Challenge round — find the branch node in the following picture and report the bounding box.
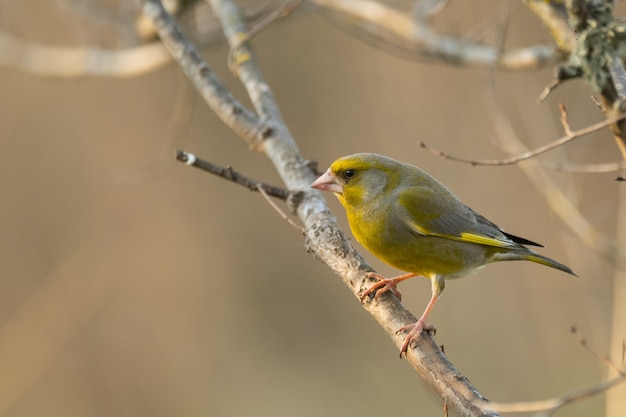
[286,189,305,214]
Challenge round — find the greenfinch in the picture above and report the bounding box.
[311,153,575,356]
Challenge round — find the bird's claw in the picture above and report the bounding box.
[396,320,437,358]
[359,272,403,301]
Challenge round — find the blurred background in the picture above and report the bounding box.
[0,0,623,416]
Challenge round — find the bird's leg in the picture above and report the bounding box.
[396,275,444,357]
[360,272,418,301]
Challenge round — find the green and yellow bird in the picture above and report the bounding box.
[311,153,575,355]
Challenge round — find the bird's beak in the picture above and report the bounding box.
[311,169,343,194]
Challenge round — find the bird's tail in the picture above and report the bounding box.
[523,252,577,277]
[493,249,577,276]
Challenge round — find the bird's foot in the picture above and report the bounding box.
[360,272,404,301]
[396,319,436,357]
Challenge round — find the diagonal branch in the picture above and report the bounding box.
[141,0,270,149]
[142,0,500,415]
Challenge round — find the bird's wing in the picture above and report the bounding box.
[397,186,525,249]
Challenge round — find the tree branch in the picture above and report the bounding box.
[0,32,172,78]
[311,0,557,70]
[141,0,270,149]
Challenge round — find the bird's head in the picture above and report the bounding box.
[311,153,398,208]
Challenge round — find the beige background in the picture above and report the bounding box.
[0,1,621,416]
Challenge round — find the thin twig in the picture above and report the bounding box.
[0,32,172,78]
[490,324,626,417]
[176,150,290,200]
[481,74,624,266]
[525,0,576,52]
[540,159,626,174]
[570,325,625,376]
[487,375,626,416]
[590,94,605,112]
[558,103,572,135]
[257,184,305,234]
[227,0,304,73]
[419,113,626,166]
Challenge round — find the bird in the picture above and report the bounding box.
[310,153,576,356]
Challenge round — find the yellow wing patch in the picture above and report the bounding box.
[407,221,516,248]
[457,232,517,248]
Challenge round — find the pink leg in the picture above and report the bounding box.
[360,272,418,302]
[397,275,444,357]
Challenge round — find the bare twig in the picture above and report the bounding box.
[591,95,605,112]
[257,184,305,233]
[419,113,626,166]
[570,325,625,376]
[176,150,290,200]
[227,0,304,72]
[311,0,557,70]
[525,0,576,52]
[558,103,572,136]
[540,160,626,174]
[481,76,624,264]
[537,66,585,103]
[141,0,271,150]
[488,325,626,416]
[487,375,626,417]
[0,32,172,78]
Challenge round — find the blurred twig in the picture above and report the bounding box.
[257,184,305,233]
[141,0,271,148]
[0,32,172,77]
[419,109,626,166]
[487,375,626,417]
[311,0,557,69]
[540,160,626,174]
[227,0,303,72]
[525,0,576,52]
[488,326,626,417]
[481,76,625,265]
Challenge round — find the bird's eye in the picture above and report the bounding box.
[343,169,355,180]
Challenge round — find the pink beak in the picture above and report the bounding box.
[311,169,344,194]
